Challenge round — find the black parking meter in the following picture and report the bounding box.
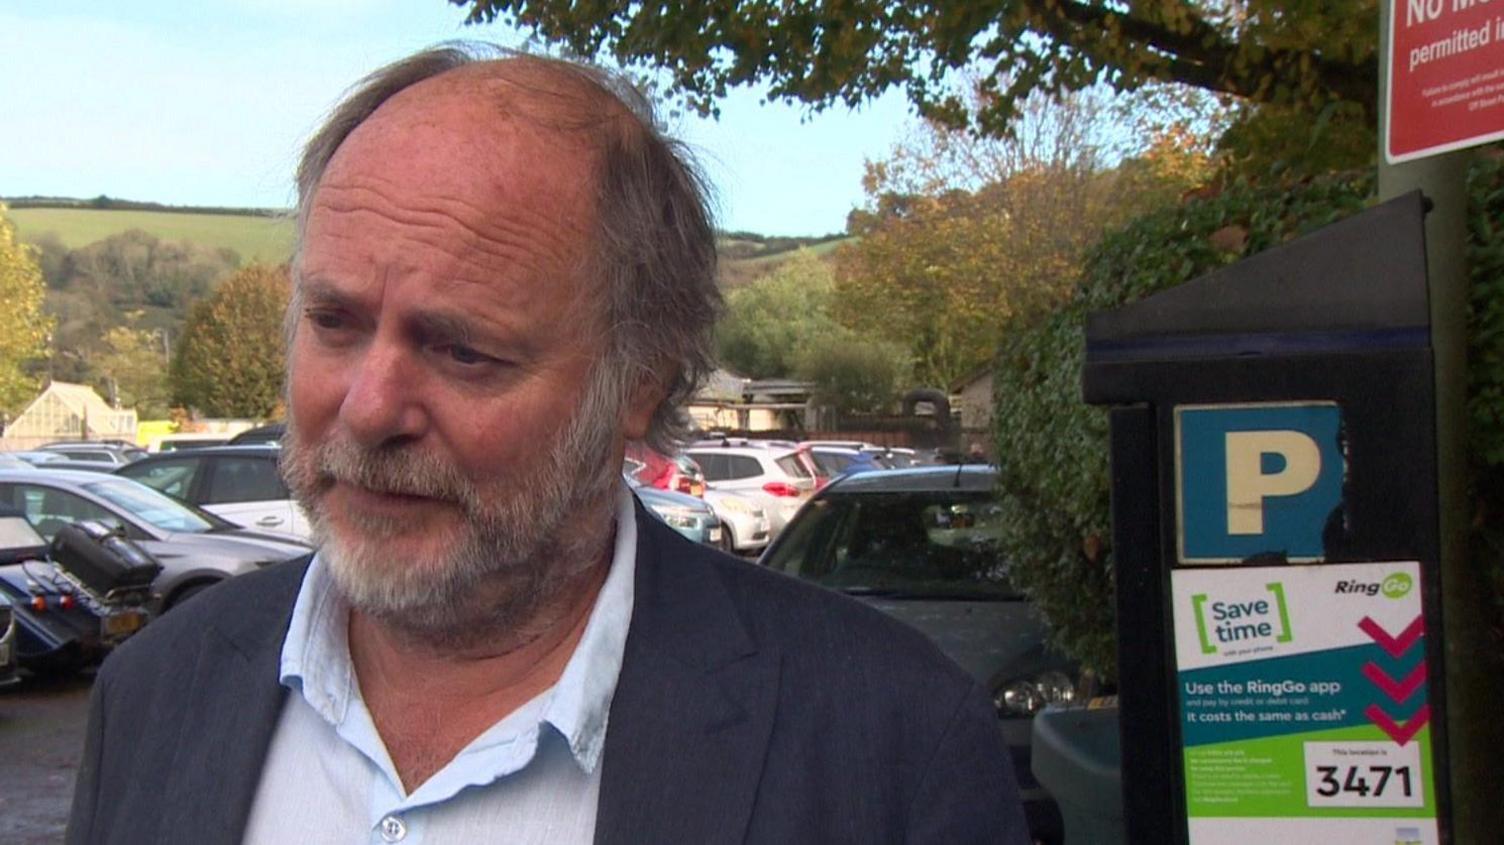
[1083,194,1452,844]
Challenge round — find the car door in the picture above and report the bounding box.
[200,455,303,537]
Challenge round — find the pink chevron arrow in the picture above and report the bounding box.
[1362,661,1427,704]
[1359,615,1425,659]
[1366,702,1430,746]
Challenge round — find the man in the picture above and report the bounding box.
[67,46,1028,844]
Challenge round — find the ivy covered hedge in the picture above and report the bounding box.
[992,159,1504,681]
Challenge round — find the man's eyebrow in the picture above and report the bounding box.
[297,278,359,310]
[409,311,478,345]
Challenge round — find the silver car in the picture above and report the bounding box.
[682,443,816,535]
[702,488,771,555]
[0,470,312,613]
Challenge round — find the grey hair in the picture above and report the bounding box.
[290,42,721,452]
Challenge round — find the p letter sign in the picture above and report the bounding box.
[1176,402,1344,564]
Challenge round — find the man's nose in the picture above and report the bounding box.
[338,338,427,447]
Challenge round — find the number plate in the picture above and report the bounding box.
[708,527,722,543]
[101,611,146,638]
[1304,741,1424,808]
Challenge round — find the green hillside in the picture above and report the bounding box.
[10,207,295,264]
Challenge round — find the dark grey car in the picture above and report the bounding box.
[760,465,1076,842]
[0,469,312,613]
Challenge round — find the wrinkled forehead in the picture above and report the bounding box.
[316,68,609,228]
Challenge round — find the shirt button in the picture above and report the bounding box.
[378,814,407,842]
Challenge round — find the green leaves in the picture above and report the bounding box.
[170,264,290,419]
[0,204,54,417]
[451,1,1378,138]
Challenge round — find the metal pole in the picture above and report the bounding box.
[1377,3,1501,841]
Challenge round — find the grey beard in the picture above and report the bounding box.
[280,374,625,650]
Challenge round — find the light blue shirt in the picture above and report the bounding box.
[242,486,638,845]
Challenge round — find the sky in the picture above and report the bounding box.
[0,1,917,237]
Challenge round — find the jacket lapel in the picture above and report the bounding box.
[594,508,781,845]
[157,564,302,844]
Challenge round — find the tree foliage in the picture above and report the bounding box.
[716,249,845,379]
[36,229,241,386]
[171,264,289,418]
[95,322,172,419]
[453,0,1376,136]
[0,204,54,418]
[835,92,1210,390]
[795,330,912,415]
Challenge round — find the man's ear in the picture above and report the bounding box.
[620,372,670,440]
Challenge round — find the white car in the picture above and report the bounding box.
[682,444,817,535]
[702,489,771,555]
[114,446,311,539]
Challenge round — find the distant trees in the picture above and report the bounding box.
[716,249,910,413]
[0,205,54,418]
[95,323,172,419]
[171,264,289,418]
[27,228,242,398]
[717,250,843,379]
[835,87,1210,389]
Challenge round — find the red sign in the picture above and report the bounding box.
[1386,0,1504,163]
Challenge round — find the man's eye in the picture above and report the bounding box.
[440,345,491,366]
[308,311,345,331]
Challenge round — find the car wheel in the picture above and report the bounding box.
[718,523,736,554]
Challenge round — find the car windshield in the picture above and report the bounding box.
[82,478,220,534]
[765,489,1021,600]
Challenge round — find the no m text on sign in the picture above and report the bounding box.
[1386,0,1504,162]
[1177,402,1344,564]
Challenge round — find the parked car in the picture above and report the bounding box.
[115,446,310,539]
[30,459,118,474]
[682,442,817,534]
[629,478,723,548]
[227,423,285,446]
[147,433,234,452]
[805,445,885,479]
[0,454,37,472]
[759,466,1076,842]
[701,488,771,555]
[11,450,73,467]
[0,469,313,613]
[624,445,706,497]
[0,507,157,675]
[39,441,147,465]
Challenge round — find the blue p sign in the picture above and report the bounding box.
[1176,403,1343,563]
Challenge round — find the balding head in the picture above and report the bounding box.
[293,44,720,451]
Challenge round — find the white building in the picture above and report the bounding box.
[1,381,138,450]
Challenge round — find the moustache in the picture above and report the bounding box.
[293,437,478,511]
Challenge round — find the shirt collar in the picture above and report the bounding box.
[278,483,639,775]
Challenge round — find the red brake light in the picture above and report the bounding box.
[60,594,76,610]
[763,482,801,497]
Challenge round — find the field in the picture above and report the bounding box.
[8,207,295,264]
[4,204,848,282]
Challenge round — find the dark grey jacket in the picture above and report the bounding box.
[67,505,1028,844]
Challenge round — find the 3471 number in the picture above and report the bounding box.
[1313,764,1413,799]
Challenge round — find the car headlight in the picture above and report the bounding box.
[650,505,701,529]
[714,496,754,514]
[993,670,1079,717]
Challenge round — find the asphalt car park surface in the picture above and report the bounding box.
[0,671,91,844]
